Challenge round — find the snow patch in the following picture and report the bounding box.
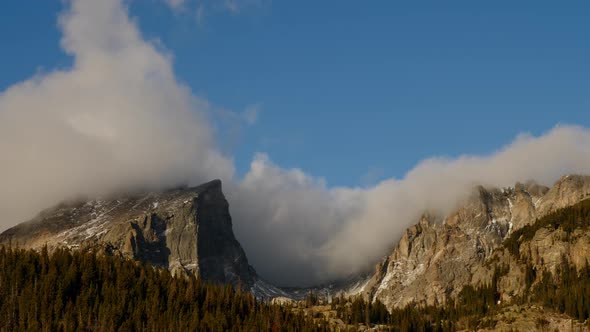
[251,279,290,299]
[378,264,396,292]
[345,276,372,296]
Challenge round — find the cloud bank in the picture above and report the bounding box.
[232,127,590,285]
[2,0,590,286]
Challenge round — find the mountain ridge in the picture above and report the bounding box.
[352,174,590,310]
[0,179,288,298]
[3,174,590,311]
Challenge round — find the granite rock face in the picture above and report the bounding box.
[0,180,257,288]
[471,215,590,304]
[359,175,590,311]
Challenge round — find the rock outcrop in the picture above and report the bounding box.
[0,180,260,289]
[472,199,590,304]
[359,175,590,310]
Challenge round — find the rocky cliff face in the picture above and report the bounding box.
[358,175,590,310]
[472,200,590,304]
[0,180,267,291]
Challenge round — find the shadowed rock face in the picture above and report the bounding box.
[192,181,257,286]
[0,179,256,288]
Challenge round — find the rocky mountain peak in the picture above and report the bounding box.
[0,179,259,288]
[536,174,590,216]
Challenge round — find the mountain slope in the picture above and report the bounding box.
[473,196,590,302]
[0,246,329,331]
[325,194,590,331]
[359,175,590,310]
[0,180,278,295]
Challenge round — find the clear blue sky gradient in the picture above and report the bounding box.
[1,1,589,186]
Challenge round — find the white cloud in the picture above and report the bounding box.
[231,126,590,285]
[0,0,234,226]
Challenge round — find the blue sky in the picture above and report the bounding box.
[2,0,589,187]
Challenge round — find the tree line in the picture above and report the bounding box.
[0,246,329,331]
[330,267,506,331]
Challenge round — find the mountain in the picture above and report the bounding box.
[355,175,590,311]
[0,179,285,297]
[5,175,590,330]
[327,194,590,331]
[4,173,590,319]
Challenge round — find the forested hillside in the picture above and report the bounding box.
[0,246,328,331]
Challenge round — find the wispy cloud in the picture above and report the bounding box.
[195,2,206,25]
[163,0,270,23]
[360,166,385,186]
[242,103,261,125]
[211,104,261,153]
[165,0,186,11]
